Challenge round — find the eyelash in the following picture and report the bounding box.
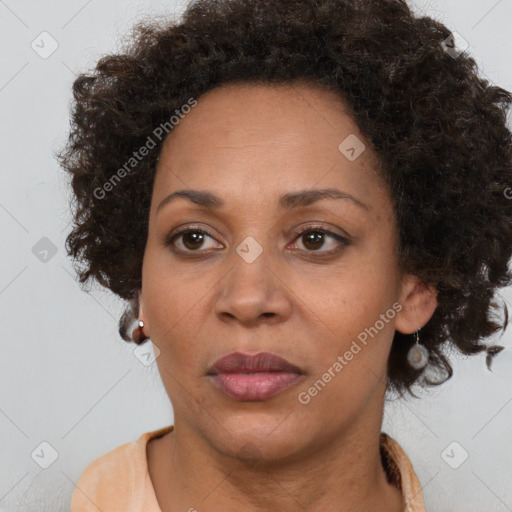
[164,224,350,257]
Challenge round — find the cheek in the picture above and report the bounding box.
[308,285,393,365]
[142,240,209,328]
[142,258,221,379]
[303,246,398,372]
[297,279,396,418]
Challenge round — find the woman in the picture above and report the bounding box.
[58,0,512,510]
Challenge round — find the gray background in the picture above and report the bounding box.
[1,0,512,510]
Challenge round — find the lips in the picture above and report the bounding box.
[207,351,303,375]
[206,351,304,401]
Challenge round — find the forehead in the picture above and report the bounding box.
[161,81,363,152]
[152,81,386,209]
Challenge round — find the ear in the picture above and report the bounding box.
[394,273,438,334]
[137,288,150,335]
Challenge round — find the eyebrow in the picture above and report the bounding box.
[156,187,369,214]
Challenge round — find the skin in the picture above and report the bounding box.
[139,81,438,512]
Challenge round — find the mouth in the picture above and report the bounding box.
[206,351,305,401]
[207,351,304,374]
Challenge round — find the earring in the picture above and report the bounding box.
[407,328,429,370]
[131,319,149,344]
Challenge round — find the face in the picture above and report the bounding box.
[140,81,435,462]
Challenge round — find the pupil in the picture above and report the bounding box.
[304,232,323,250]
[184,232,204,249]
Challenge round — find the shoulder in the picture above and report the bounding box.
[70,438,139,511]
[380,432,427,512]
[70,427,172,512]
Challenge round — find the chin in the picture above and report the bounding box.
[201,412,309,464]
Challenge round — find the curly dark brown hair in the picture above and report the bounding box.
[56,0,512,397]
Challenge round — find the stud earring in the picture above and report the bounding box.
[131,319,149,344]
[407,328,429,369]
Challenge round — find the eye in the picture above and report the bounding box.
[289,226,350,255]
[165,224,350,256]
[165,227,223,253]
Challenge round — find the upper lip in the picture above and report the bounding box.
[207,351,304,374]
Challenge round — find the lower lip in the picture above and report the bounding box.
[208,371,303,401]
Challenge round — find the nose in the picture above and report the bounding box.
[214,245,293,326]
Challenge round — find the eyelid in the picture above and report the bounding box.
[291,223,351,242]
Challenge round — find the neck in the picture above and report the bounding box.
[148,401,404,512]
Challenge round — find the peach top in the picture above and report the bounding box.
[70,425,426,511]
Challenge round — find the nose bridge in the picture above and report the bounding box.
[214,233,291,324]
